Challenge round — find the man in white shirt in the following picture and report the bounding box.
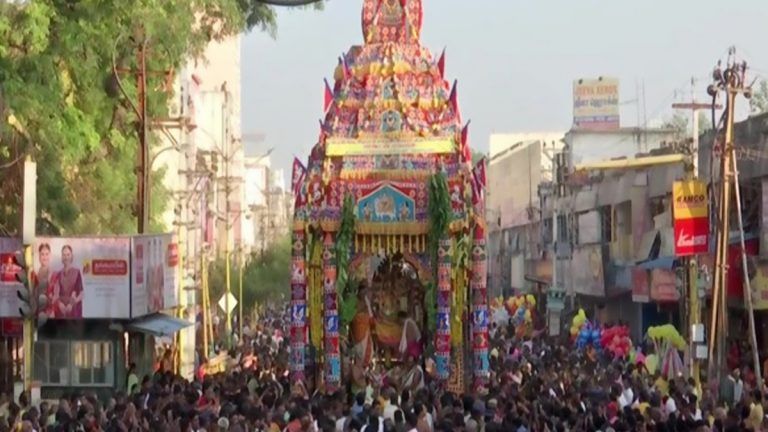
[382,388,399,423]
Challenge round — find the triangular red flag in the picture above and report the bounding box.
[461,121,471,162]
[474,157,487,188]
[291,158,307,196]
[323,79,334,112]
[437,48,446,77]
[449,80,461,122]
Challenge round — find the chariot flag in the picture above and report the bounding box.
[449,80,461,123]
[324,79,334,113]
[437,48,446,77]
[291,158,307,196]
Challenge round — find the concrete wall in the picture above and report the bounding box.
[489,132,564,158]
[566,128,679,168]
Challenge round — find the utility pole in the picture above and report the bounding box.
[112,35,174,234]
[671,79,721,389]
[707,50,761,384]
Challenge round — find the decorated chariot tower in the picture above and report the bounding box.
[289,0,489,393]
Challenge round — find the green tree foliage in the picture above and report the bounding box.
[750,80,768,115]
[207,236,291,314]
[0,1,246,235]
[0,0,321,236]
[661,112,689,138]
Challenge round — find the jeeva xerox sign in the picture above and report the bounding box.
[33,238,131,319]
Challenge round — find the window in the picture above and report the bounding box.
[72,342,113,386]
[34,340,113,387]
[34,341,70,386]
[600,206,614,243]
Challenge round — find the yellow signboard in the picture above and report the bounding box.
[326,137,454,156]
[672,180,708,219]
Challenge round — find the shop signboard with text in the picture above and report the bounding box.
[672,180,709,257]
[33,237,130,319]
[131,234,179,318]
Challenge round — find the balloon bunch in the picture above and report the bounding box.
[570,309,601,350]
[504,295,536,325]
[646,324,686,379]
[504,295,536,337]
[600,325,632,358]
[646,324,686,350]
[569,308,588,337]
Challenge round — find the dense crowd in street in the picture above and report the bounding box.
[0,308,766,432]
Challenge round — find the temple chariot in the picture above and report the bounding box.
[288,0,490,393]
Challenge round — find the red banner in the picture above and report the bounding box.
[674,217,709,256]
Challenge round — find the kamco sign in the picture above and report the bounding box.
[672,180,709,257]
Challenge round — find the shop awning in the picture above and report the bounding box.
[128,313,192,337]
[637,256,677,270]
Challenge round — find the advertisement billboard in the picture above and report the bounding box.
[573,77,620,130]
[672,180,709,257]
[0,238,23,318]
[131,234,179,318]
[33,238,130,319]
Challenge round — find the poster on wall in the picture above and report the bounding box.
[571,246,605,296]
[0,238,23,318]
[33,237,130,319]
[131,234,179,318]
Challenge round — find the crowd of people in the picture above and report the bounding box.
[0,307,767,431]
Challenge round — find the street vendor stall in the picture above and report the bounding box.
[287,0,489,393]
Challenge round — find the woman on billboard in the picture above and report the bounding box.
[32,243,55,318]
[52,245,84,318]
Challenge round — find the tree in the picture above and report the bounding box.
[0,1,317,236]
[750,80,768,115]
[661,112,689,138]
[207,236,291,314]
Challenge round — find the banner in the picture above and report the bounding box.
[748,258,768,310]
[672,180,709,257]
[34,237,130,319]
[650,268,680,302]
[131,234,180,318]
[325,137,454,156]
[0,238,22,318]
[573,78,620,130]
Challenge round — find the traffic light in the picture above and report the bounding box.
[12,247,48,328]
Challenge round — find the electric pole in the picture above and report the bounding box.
[707,49,761,384]
[112,34,174,234]
[671,79,721,389]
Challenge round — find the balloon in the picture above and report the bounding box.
[525,294,536,306]
[570,326,579,336]
[524,310,532,322]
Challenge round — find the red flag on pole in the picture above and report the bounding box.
[291,158,307,196]
[449,80,461,123]
[461,121,471,162]
[437,48,446,78]
[324,79,334,112]
[474,157,487,189]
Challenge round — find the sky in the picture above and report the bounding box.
[241,0,768,173]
